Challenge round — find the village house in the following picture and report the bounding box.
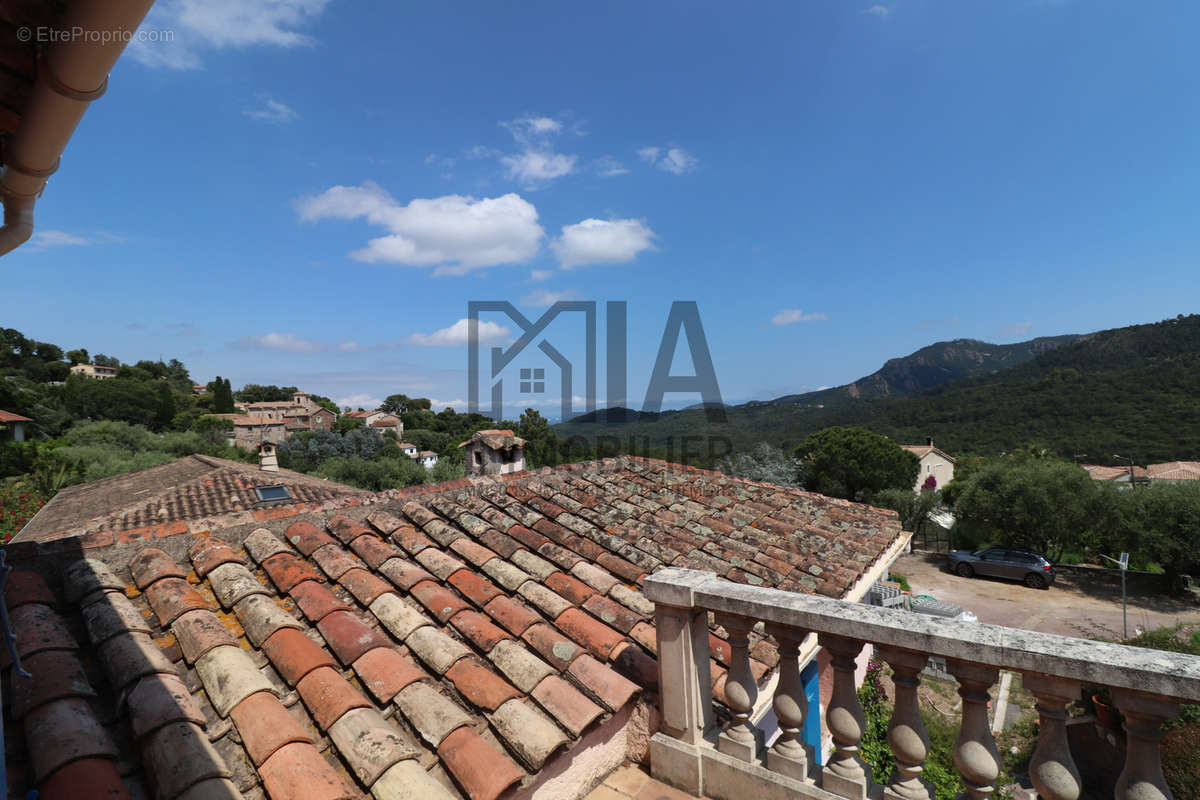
[68,363,117,380]
[461,428,527,477]
[414,449,439,469]
[398,441,419,457]
[900,437,956,491]
[0,408,32,441]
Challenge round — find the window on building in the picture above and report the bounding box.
[254,485,292,503]
[474,451,483,466]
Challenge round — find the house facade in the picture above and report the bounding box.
[900,437,955,491]
[222,391,337,449]
[69,363,117,380]
[0,408,32,441]
[460,428,527,476]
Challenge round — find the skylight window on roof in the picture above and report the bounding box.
[254,485,291,502]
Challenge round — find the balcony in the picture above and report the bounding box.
[644,567,1200,800]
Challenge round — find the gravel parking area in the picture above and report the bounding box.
[891,552,1200,638]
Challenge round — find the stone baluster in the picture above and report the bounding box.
[876,646,933,800]
[1113,689,1180,800]
[1021,673,1082,800]
[820,634,871,800]
[715,612,759,761]
[765,622,809,781]
[947,660,1001,800]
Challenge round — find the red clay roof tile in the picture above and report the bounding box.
[262,627,339,685]
[37,756,130,800]
[261,552,324,592]
[328,514,372,544]
[543,572,595,606]
[347,534,402,568]
[310,544,364,580]
[445,657,522,711]
[188,536,244,579]
[337,568,392,606]
[410,580,470,623]
[437,726,524,800]
[531,674,603,737]
[554,607,625,660]
[25,697,119,781]
[377,557,435,591]
[285,520,338,556]
[4,569,56,609]
[12,603,77,659]
[567,654,639,712]
[230,690,315,765]
[447,569,504,607]
[173,610,238,663]
[10,650,95,720]
[352,646,427,703]
[259,742,356,800]
[483,595,541,636]
[129,548,189,590]
[288,579,352,622]
[522,623,582,671]
[316,609,391,665]
[296,666,372,730]
[449,610,512,652]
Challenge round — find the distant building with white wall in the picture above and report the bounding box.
[900,437,955,491]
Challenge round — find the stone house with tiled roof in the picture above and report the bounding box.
[0,407,32,441]
[4,457,912,800]
[899,437,955,491]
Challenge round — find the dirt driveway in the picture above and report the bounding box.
[891,552,1200,639]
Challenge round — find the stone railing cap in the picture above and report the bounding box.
[650,567,1200,703]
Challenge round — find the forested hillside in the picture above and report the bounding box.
[555,314,1200,462]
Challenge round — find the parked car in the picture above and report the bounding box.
[947,546,1055,589]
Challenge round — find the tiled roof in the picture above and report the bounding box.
[4,457,905,800]
[1145,461,1200,480]
[0,408,32,423]
[370,419,399,428]
[1082,464,1149,481]
[461,429,526,450]
[13,455,369,544]
[899,444,955,463]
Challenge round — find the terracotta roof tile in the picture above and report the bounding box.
[262,626,339,685]
[6,455,907,800]
[352,646,428,702]
[437,726,524,800]
[297,666,372,730]
[230,690,314,765]
[289,579,352,622]
[316,609,390,664]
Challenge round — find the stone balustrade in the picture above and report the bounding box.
[644,568,1200,800]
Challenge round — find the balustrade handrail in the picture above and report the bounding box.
[644,567,1200,703]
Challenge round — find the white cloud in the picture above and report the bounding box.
[637,147,661,163]
[772,309,828,325]
[404,319,511,347]
[638,145,698,174]
[243,98,297,123]
[27,230,123,250]
[594,156,629,177]
[529,269,552,282]
[233,332,325,353]
[522,289,579,307]
[551,218,657,269]
[501,151,577,185]
[863,5,891,16]
[336,341,363,352]
[337,392,381,410]
[297,181,545,274]
[496,114,577,188]
[130,0,332,69]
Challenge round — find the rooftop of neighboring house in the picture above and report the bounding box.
[461,429,527,450]
[899,437,955,462]
[1082,464,1151,481]
[11,454,370,545]
[371,418,400,427]
[3,456,907,800]
[1144,461,1200,481]
[0,408,32,423]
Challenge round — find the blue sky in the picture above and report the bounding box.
[5,0,1199,420]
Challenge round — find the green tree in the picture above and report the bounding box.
[333,415,365,435]
[873,486,939,537]
[381,394,410,415]
[717,442,799,486]
[154,382,177,431]
[92,354,120,367]
[950,456,1104,562]
[517,408,561,467]
[209,377,236,414]
[795,427,919,501]
[66,348,90,365]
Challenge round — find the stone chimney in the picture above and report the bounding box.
[260,442,279,472]
[460,429,527,477]
[926,436,934,448]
